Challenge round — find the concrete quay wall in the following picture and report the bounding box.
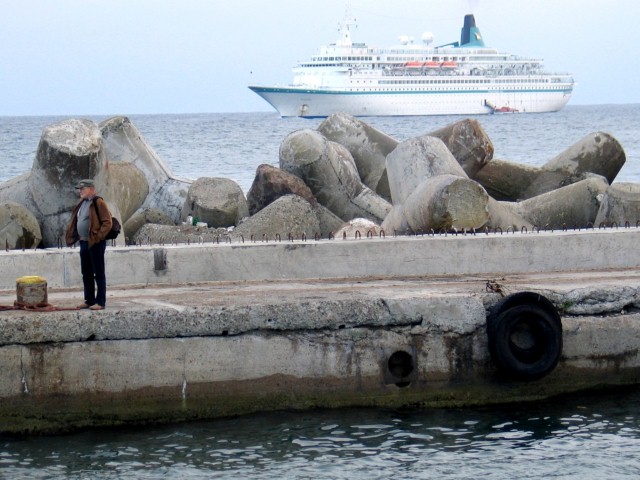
[1,229,640,435]
[1,271,640,435]
[1,228,639,290]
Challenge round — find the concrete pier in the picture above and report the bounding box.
[1,227,639,290]
[1,228,640,435]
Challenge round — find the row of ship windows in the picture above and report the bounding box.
[344,86,568,91]
[309,56,516,62]
[307,56,516,63]
[301,70,567,83]
[376,78,552,85]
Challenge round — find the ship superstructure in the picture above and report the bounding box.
[249,14,574,117]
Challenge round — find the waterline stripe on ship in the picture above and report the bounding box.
[250,86,574,95]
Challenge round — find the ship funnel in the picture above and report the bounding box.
[460,14,485,47]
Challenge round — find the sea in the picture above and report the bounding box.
[1,104,640,191]
[1,104,640,479]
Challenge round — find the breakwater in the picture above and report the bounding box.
[1,228,640,435]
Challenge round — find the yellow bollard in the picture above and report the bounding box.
[15,276,48,308]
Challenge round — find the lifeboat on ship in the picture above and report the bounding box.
[494,106,519,113]
[484,100,519,114]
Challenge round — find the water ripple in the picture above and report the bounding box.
[5,388,640,478]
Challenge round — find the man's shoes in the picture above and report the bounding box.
[89,304,105,310]
[77,303,91,309]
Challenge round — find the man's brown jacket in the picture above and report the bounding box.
[65,196,112,247]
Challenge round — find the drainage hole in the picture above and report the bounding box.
[388,350,414,379]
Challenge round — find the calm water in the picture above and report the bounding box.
[1,105,640,478]
[1,388,640,479]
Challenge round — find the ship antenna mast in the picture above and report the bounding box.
[336,4,356,47]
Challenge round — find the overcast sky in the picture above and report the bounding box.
[1,0,638,116]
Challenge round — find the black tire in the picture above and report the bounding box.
[488,302,562,380]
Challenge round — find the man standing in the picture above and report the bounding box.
[65,179,112,310]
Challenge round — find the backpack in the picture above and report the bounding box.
[93,197,121,240]
[104,216,122,240]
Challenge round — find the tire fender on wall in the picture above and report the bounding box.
[487,292,563,380]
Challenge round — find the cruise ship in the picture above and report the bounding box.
[248,14,575,117]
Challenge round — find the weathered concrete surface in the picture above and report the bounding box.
[472,158,540,201]
[1,229,639,435]
[317,112,398,200]
[386,135,468,205]
[428,118,494,178]
[334,218,383,239]
[0,117,189,249]
[514,176,610,228]
[123,207,176,241]
[246,163,318,215]
[594,182,640,226]
[99,116,191,222]
[0,201,42,249]
[0,119,108,247]
[233,194,320,240]
[473,132,626,202]
[280,129,391,223]
[392,174,490,232]
[1,268,640,435]
[485,197,533,231]
[102,161,150,222]
[1,227,638,291]
[181,177,249,228]
[538,132,626,187]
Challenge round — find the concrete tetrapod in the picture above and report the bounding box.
[317,112,399,201]
[383,175,489,233]
[514,176,610,229]
[485,198,533,232]
[541,131,626,183]
[181,177,249,228]
[100,116,191,222]
[26,119,110,247]
[473,131,626,202]
[428,118,494,178]
[0,201,42,249]
[246,163,317,215]
[123,208,176,241]
[471,158,540,202]
[385,136,468,206]
[594,182,640,227]
[279,129,391,223]
[232,194,320,241]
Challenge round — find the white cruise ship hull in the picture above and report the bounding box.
[249,86,573,118]
[249,14,575,118]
